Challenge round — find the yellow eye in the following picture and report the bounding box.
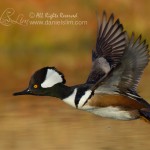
[33,84,38,89]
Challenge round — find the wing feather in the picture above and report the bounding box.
[87,11,127,85]
[95,33,149,93]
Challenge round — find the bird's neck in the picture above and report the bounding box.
[46,83,75,100]
[45,83,93,108]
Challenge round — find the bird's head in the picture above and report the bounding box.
[13,67,66,96]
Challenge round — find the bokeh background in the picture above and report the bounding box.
[0,0,150,150]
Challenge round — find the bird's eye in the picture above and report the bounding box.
[33,84,38,89]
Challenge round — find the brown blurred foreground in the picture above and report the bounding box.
[0,95,150,150]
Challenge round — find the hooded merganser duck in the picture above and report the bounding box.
[13,12,150,122]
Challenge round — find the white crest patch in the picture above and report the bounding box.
[63,88,77,107]
[41,69,63,88]
[78,90,92,108]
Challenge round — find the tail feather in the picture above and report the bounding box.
[139,109,150,123]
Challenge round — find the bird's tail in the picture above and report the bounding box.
[139,108,150,123]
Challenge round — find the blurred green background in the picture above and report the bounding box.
[0,0,150,150]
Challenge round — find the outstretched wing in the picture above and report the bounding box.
[118,33,149,91]
[95,33,149,94]
[86,11,127,85]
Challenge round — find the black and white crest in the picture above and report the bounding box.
[31,67,66,88]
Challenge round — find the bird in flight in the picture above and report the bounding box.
[14,11,150,123]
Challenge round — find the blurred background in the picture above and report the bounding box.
[0,0,150,150]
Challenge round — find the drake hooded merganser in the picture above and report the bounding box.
[13,12,150,122]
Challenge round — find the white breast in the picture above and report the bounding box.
[63,89,93,108]
[63,88,77,107]
[78,90,92,108]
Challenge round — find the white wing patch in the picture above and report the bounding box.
[63,88,77,107]
[41,69,63,88]
[94,57,111,74]
[78,90,92,108]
